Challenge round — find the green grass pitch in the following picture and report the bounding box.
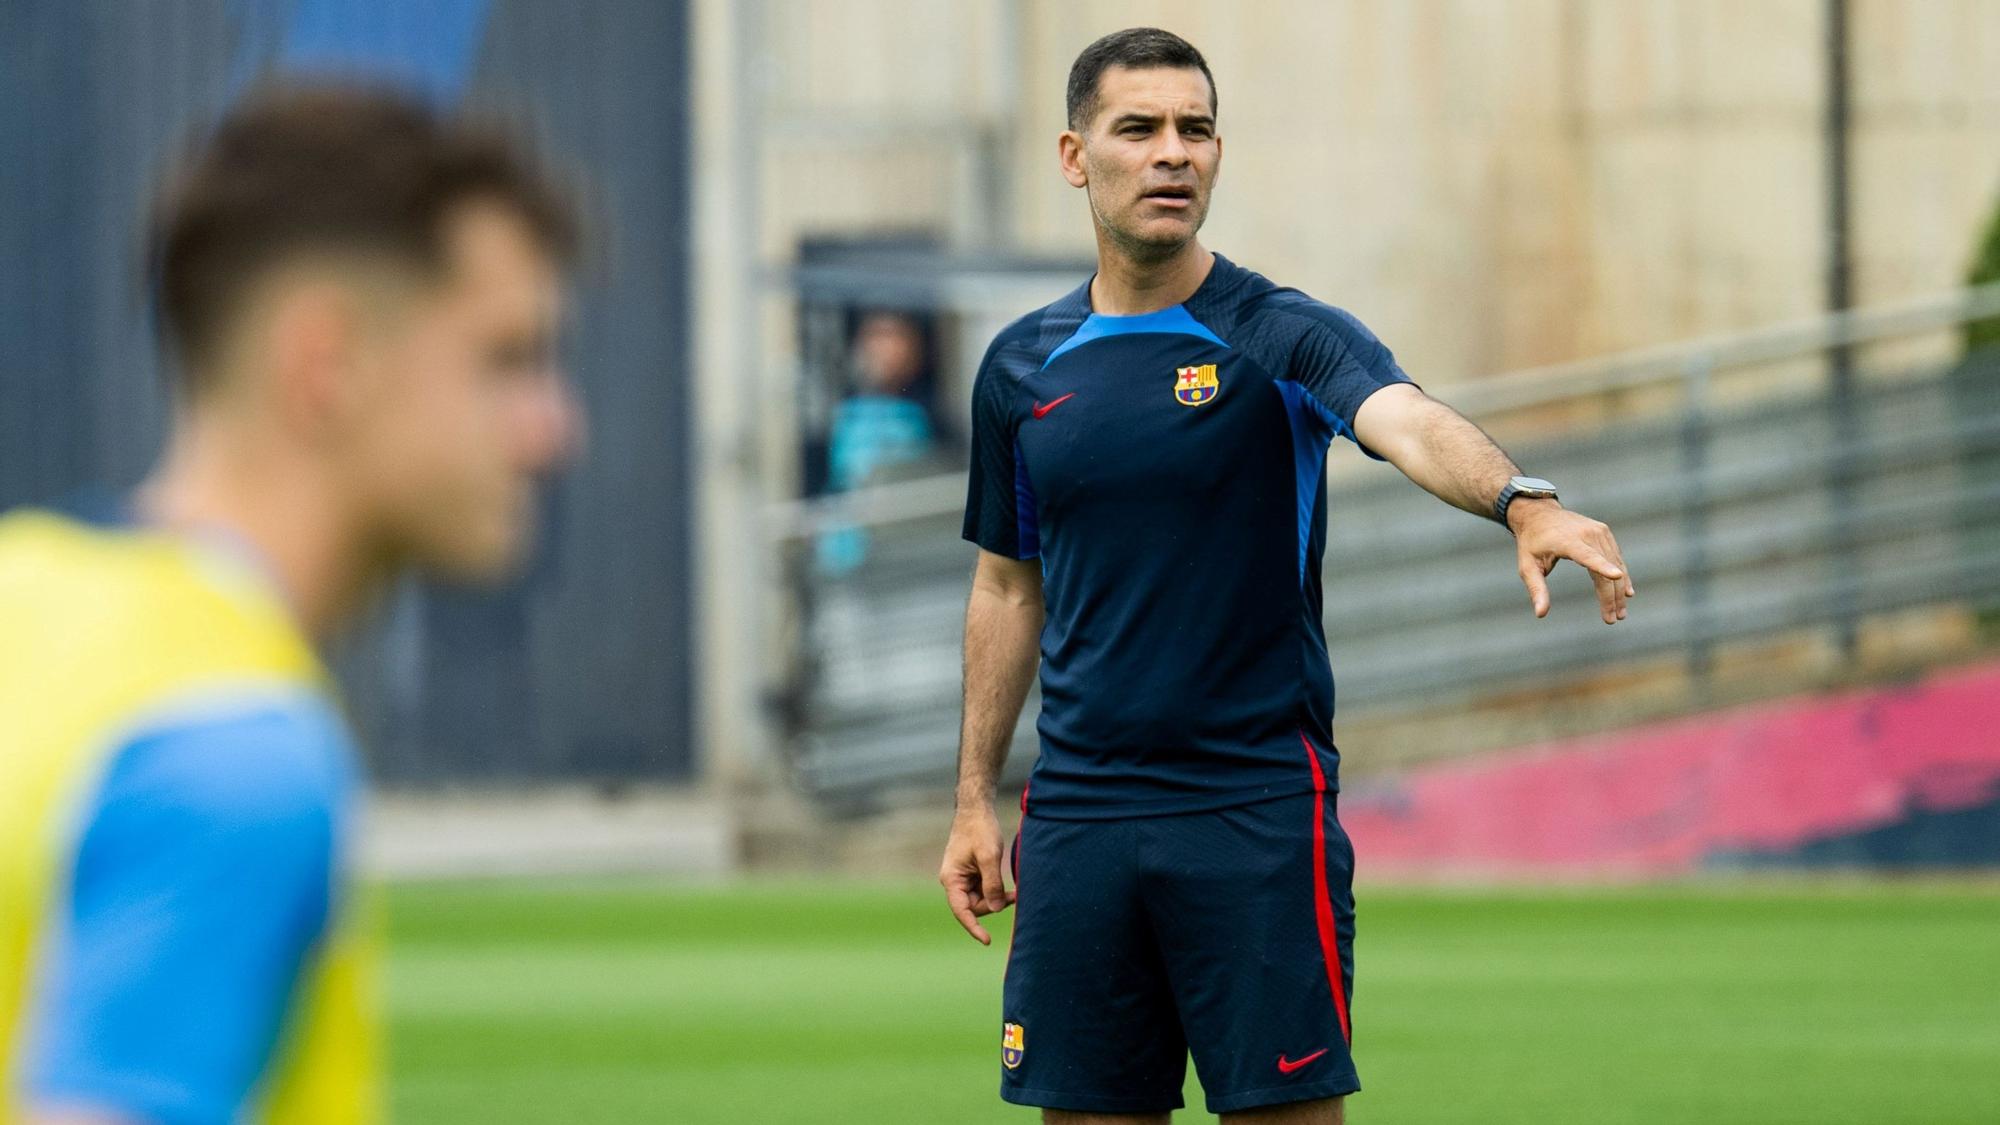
[387,879,2000,1123]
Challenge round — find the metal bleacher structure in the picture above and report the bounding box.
[767,277,2000,804]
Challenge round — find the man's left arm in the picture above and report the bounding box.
[1352,383,1636,624]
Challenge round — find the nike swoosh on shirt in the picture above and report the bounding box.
[1276,1048,1329,1075]
[1031,393,1076,419]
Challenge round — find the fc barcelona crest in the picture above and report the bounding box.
[1002,1022,1026,1069]
[1174,364,1220,407]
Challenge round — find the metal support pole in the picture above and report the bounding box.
[1681,355,1714,693]
[1825,0,1861,661]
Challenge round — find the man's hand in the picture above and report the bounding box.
[1353,387,1636,625]
[939,804,1012,945]
[1509,499,1635,624]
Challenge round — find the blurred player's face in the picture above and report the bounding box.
[340,202,579,580]
[854,312,926,394]
[1061,66,1220,260]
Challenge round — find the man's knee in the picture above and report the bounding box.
[1042,1111,1172,1125]
[1220,1094,1345,1124]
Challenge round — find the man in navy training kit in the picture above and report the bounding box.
[938,27,1636,1125]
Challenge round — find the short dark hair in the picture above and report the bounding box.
[150,84,578,383]
[1065,27,1216,131]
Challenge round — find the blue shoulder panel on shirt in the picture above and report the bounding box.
[24,693,355,1125]
[1042,304,1230,368]
[1012,438,1042,559]
[1276,381,1342,586]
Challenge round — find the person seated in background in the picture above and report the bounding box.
[815,309,938,575]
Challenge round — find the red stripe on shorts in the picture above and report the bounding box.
[1300,730,1352,1043]
[1006,783,1028,960]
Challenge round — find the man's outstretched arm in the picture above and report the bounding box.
[1352,383,1636,624]
[939,549,1044,945]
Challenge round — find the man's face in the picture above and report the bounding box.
[1062,65,1221,257]
[343,201,579,580]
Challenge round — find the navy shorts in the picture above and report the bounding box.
[1000,790,1359,1115]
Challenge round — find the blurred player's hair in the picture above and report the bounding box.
[1065,27,1217,130]
[149,85,578,386]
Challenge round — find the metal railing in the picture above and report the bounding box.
[768,285,2000,799]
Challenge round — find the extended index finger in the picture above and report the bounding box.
[1601,530,1637,597]
[1571,545,1624,584]
[1589,566,1622,624]
[1592,527,1635,614]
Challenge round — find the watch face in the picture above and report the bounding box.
[1513,476,1558,494]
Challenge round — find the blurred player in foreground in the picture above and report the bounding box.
[939,28,1634,1125]
[0,87,579,1123]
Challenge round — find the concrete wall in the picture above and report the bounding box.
[724,0,1999,379]
[1852,0,2000,306]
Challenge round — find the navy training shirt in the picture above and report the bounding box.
[962,254,1414,819]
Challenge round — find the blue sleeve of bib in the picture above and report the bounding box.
[22,702,349,1125]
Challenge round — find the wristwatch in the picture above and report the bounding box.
[1494,475,1560,526]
